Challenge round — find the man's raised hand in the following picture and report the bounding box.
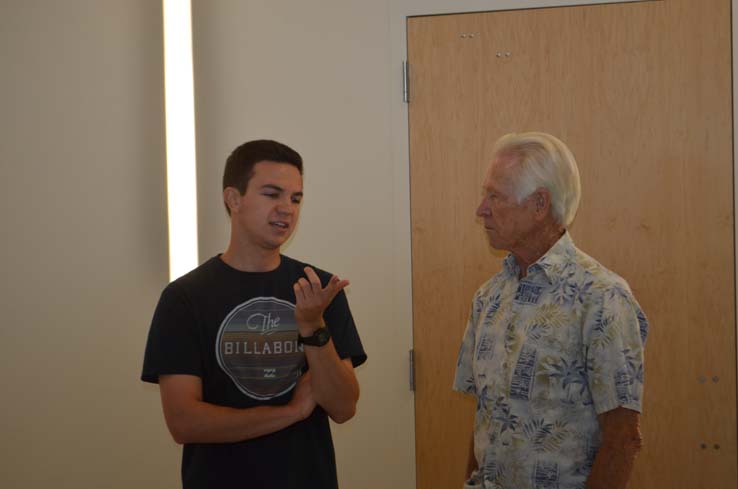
[293,266,349,334]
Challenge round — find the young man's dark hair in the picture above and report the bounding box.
[222,139,303,215]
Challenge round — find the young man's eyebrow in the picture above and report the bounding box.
[260,184,303,197]
[260,184,284,191]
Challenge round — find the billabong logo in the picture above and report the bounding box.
[216,297,305,400]
[246,312,280,335]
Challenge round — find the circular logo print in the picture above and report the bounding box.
[216,297,305,400]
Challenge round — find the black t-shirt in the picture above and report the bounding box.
[141,255,367,489]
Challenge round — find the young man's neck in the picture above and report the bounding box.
[220,244,281,272]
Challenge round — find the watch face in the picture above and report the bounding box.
[315,328,330,344]
[302,327,331,346]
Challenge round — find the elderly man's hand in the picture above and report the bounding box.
[586,407,642,489]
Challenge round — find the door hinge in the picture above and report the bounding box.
[402,61,410,103]
[409,348,416,391]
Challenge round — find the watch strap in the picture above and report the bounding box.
[298,327,331,347]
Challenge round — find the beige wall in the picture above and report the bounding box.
[190,2,415,487]
[3,0,732,488]
[0,1,176,487]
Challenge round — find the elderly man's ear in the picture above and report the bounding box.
[532,188,552,219]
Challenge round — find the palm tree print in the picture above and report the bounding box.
[493,397,519,433]
[521,418,571,453]
[545,357,588,399]
[550,271,576,306]
[568,278,594,312]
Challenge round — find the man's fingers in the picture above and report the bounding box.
[297,277,311,291]
[293,281,307,302]
[329,275,350,292]
[304,267,322,290]
[297,268,350,308]
[324,276,350,302]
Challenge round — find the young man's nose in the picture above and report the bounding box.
[277,201,296,214]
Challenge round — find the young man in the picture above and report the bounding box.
[142,140,366,489]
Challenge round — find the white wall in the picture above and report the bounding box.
[0,1,176,487]
[190,1,415,487]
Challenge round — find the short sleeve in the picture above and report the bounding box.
[141,283,203,383]
[453,293,482,396]
[583,286,648,415]
[324,289,367,368]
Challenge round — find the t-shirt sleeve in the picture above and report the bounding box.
[324,288,367,368]
[583,285,648,415]
[141,283,203,384]
[453,292,481,396]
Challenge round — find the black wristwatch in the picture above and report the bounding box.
[298,327,331,347]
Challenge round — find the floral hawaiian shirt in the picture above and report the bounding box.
[453,233,648,489]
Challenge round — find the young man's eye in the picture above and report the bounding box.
[291,198,302,204]
[263,193,279,199]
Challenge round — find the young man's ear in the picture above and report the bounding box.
[223,187,241,214]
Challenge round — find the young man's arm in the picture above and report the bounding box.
[585,407,642,489]
[303,343,359,423]
[158,372,316,444]
[294,267,360,423]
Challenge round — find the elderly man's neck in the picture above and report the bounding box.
[512,222,566,278]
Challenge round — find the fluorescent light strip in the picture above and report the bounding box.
[163,0,198,281]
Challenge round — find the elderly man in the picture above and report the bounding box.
[454,132,648,489]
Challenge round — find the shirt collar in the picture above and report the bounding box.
[502,232,576,283]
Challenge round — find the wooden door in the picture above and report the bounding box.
[408,1,735,488]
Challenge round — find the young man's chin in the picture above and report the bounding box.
[265,235,292,250]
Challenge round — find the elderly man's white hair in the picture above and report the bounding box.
[492,132,581,227]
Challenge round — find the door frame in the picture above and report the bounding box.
[388,0,738,486]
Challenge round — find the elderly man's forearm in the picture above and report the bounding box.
[586,438,642,489]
